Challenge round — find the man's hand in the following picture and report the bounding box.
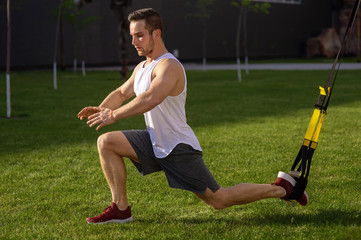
[78,107,116,131]
[78,106,103,120]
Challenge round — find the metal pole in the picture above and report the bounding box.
[6,0,11,118]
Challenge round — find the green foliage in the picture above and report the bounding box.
[1,69,360,239]
[185,0,217,20]
[231,0,271,14]
[62,0,97,30]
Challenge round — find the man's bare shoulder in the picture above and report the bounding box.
[151,57,185,96]
[158,57,182,67]
[154,57,183,76]
[127,61,145,82]
[134,61,145,73]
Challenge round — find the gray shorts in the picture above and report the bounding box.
[122,130,220,194]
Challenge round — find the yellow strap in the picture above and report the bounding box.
[304,109,321,140]
[319,86,331,96]
[303,139,311,147]
[303,139,318,149]
[310,141,318,149]
[312,111,326,143]
[319,86,327,95]
[302,87,329,149]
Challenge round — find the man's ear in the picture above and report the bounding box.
[153,29,162,38]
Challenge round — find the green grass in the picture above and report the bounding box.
[1,69,360,239]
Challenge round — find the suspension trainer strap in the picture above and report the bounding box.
[289,0,360,200]
[317,0,361,110]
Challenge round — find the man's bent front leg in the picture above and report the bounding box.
[97,131,138,211]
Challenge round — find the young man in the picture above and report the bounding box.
[78,8,308,224]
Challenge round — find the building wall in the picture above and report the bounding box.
[0,0,333,69]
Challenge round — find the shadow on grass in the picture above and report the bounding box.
[135,209,360,226]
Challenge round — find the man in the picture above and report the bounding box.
[78,8,308,224]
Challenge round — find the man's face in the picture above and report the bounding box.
[130,20,155,57]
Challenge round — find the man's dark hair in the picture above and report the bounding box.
[128,8,164,37]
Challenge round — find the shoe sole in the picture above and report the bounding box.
[87,216,133,224]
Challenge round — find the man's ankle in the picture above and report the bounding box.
[114,202,129,211]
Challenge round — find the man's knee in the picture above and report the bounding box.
[209,195,229,210]
[97,132,121,154]
[97,131,138,161]
[209,201,227,210]
[198,188,230,210]
[97,133,112,151]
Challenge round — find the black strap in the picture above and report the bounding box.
[289,1,360,199]
[317,0,361,111]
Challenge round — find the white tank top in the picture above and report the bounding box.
[133,53,202,158]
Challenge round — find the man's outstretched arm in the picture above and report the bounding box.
[77,64,140,121]
[85,59,184,130]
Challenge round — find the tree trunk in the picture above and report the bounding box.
[202,20,207,70]
[60,9,65,71]
[236,6,244,82]
[111,1,129,80]
[357,7,360,62]
[53,0,64,90]
[6,0,11,118]
[243,7,249,75]
[73,17,78,72]
[119,5,128,79]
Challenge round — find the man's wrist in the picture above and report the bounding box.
[110,110,116,121]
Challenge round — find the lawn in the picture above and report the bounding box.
[0,69,360,239]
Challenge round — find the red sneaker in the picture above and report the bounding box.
[86,203,133,224]
[273,171,309,206]
[296,190,309,206]
[273,171,296,199]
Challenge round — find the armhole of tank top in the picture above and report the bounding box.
[180,66,187,95]
[152,55,187,97]
[170,56,187,95]
[134,61,145,78]
[165,67,186,98]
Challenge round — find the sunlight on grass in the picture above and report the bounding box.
[1,69,360,239]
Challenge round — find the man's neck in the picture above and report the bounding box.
[145,43,168,64]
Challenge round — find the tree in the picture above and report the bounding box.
[53,0,95,89]
[110,0,131,80]
[231,0,270,81]
[6,0,11,118]
[63,0,97,73]
[186,0,217,70]
[53,0,64,90]
[357,5,360,62]
[2,0,25,116]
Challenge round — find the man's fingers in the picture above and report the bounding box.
[96,122,105,131]
[78,106,101,119]
[77,110,85,118]
[81,107,113,130]
[87,116,99,126]
[88,118,102,128]
[88,111,101,120]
